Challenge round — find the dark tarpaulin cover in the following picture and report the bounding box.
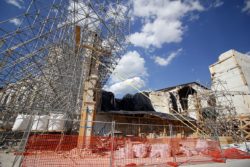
[101,91,154,111]
[101,91,115,111]
[133,92,154,111]
[119,94,134,111]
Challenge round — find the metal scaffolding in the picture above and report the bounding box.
[0,0,129,150]
[188,80,245,142]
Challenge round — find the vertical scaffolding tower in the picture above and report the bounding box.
[190,80,245,142]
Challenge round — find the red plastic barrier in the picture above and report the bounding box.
[208,147,250,160]
[223,148,250,159]
[21,134,249,167]
[167,161,178,167]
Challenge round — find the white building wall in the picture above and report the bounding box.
[209,50,250,115]
[148,91,171,114]
[235,51,250,91]
[148,83,209,120]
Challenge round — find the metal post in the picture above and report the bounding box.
[169,124,176,163]
[110,121,115,167]
[169,124,173,137]
[214,122,226,162]
[12,114,34,167]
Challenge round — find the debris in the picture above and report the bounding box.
[133,144,149,158]
[149,144,170,158]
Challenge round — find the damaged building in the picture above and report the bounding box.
[98,82,211,119]
[209,50,250,140]
[210,50,250,115]
[2,1,250,165]
[94,82,211,137]
[1,50,250,141]
[148,82,211,120]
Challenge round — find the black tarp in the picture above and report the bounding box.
[101,91,155,112]
[133,92,154,111]
[101,91,115,111]
[119,94,134,111]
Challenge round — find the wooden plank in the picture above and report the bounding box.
[75,25,81,48]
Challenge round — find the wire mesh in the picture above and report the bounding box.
[10,120,227,167]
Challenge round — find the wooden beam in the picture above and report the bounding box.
[75,25,81,48]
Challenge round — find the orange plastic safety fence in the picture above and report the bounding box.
[208,148,250,160]
[223,148,250,159]
[22,134,112,167]
[20,135,250,167]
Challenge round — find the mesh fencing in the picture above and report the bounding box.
[22,135,225,167]
[10,121,250,167]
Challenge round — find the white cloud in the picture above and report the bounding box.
[213,0,224,8]
[9,18,21,26]
[153,48,182,66]
[106,4,128,24]
[105,77,145,96]
[129,0,204,48]
[5,0,24,9]
[62,1,128,56]
[66,1,99,30]
[130,19,183,48]
[105,51,148,96]
[189,14,200,21]
[64,1,128,32]
[110,51,147,83]
[242,0,250,13]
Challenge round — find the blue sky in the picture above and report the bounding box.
[1,0,250,97]
[105,0,250,97]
